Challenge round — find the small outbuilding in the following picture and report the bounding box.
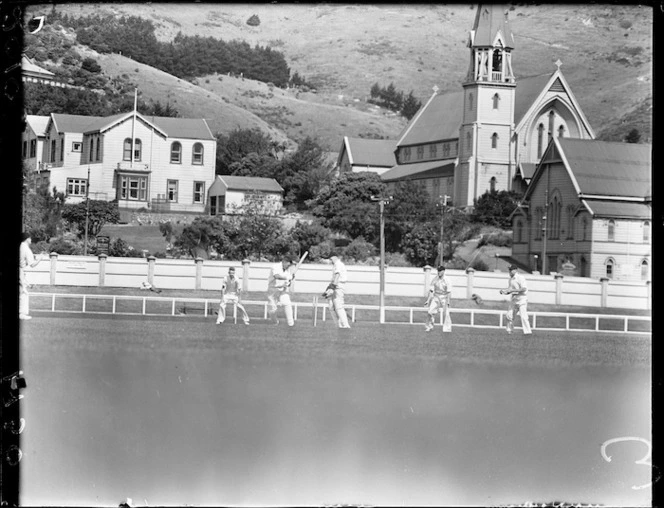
[208,175,284,215]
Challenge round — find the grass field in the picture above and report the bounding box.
[19,313,651,507]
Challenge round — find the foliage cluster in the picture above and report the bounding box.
[246,14,260,27]
[50,11,293,87]
[369,82,422,120]
[471,190,522,228]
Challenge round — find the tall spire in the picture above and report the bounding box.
[465,4,515,84]
[469,4,515,49]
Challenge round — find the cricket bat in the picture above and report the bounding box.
[293,251,308,275]
[443,309,452,332]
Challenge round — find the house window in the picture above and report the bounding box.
[403,147,411,162]
[210,196,217,215]
[580,256,587,277]
[466,131,472,152]
[492,93,500,109]
[72,141,82,152]
[643,221,650,243]
[641,259,649,281]
[66,178,87,196]
[170,142,182,163]
[193,182,205,203]
[118,175,148,201]
[50,139,56,162]
[30,139,37,157]
[608,220,615,241]
[219,195,226,213]
[547,195,562,239]
[548,111,555,140]
[535,207,543,240]
[491,132,498,149]
[429,144,437,158]
[558,125,565,138]
[468,93,473,110]
[605,258,615,279]
[537,123,544,158]
[567,206,575,239]
[515,220,523,243]
[22,141,27,158]
[133,139,142,161]
[123,138,142,161]
[60,137,65,161]
[490,176,497,192]
[89,138,94,162]
[192,143,204,165]
[582,217,588,241]
[442,143,450,157]
[416,146,424,160]
[167,180,178,202]
[96,137,101,161]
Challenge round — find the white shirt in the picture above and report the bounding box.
[267,262,292,291]
[222,275,241,295]
[20,241,35,269]
[508,273,528,304]
[430,274,452,296]
[331,259,348,287]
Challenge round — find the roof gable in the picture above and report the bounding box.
[26,115,50,137]
[344,137,396,167]
[216,175,284,193]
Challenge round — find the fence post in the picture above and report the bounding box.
[98,253,107,287]
[554,273,564,305]
[49,252,58,286]
[465,267,475,300]
[423,265,432,297]
[646,280,651,310]
[147,255,156,286]
[599,277,609,308]
[195,257,203,290]
[242,258,251,293]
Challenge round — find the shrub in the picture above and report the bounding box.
[48,236,82,255]
[246,14,260,26]
[477,231,512,248]
[469,258,490,271]
[384,251,411,267]
[342,236,377,262]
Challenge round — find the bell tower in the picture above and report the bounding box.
[455,4,517,208]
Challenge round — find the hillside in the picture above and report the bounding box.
[28,3,652,144]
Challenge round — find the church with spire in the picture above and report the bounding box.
[344,4,596,208]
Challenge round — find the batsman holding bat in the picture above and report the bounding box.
[321,254,350,329]
[267,256,296,326]
[424,265,452,332]
[500,264,532,335]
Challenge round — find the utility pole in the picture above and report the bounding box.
[438,194,451,265]
[541,187,548,275]
[371,195,392,324]
[84,165,91,255]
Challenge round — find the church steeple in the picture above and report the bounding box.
[465,4,515,84]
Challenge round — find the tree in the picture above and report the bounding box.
[384,180,437,252]
[624,128,641,143]
[61,200,121,238]
[81,57,102,73]
[23,182,67,242]
[400,222,439,267]
[311,172,386,242]
[471,189,522,228]
[216,128,275,174]
[400,91,422,120]
[289,220,331,255]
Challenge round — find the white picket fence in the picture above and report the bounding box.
[27,292,651,335]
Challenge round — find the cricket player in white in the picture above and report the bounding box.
[19,232,44,320]
[327,255,350,329]
[501,264,532,335]
[267,257,295,326]
[217,267,250,325]
[425,265,452,332]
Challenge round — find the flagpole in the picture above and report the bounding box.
[130,88,137,169]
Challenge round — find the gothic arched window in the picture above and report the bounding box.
[90,137,95,162]
[515,219,523,243]
[170,142,182,163]
[641,259,649,280]
[558,125,565,138]
[644,221,650,243]
[490,176,497,192]
[123,138,132,161]
[192,143,204,165]
[537,124,544,158]
[492,93,500,110]
[548,111,555,139]
[466,131,472,152]
[491,133,498,149]
[605,258,615,279]
[468,93,473,111]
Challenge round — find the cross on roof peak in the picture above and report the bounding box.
[555,59,563,70]
[432,85,439,94]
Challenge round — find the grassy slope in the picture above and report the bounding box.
[40,3,652,144]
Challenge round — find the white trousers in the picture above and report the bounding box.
[506,301,532,334]
[329,287,350,328]
[19,268,30,317]
[267,290,294,326]
[427,294,451,331]
[218,294,249,323]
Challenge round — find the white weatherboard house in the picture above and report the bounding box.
[33,111,216,212]
[22,115,50,186]
[208,175,284,215]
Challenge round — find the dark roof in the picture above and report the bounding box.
[397,73,553,148]
[471,4,515,49]
[517,162,537,180]
[50,112,214,140]
[559,139,651,198]
[582,200,651,220]
[344,138,396,167]
[218,175,283,193]
[381,160,455,182]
